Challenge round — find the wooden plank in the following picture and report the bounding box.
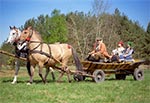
[81,60,145,72]
[0,50,27,61]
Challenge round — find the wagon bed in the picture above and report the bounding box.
[82,59,144,72]
[74,59,145,83]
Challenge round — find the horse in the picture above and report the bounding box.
[19,26,83,84]
[6,26,29,84]
[6,26,55,84]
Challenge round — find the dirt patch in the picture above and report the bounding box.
[0,69,14,77]
[139,65,150,69]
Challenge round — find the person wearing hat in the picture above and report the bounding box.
[123,41,134,61]
[87,37,111,61]
[111,41,125,62]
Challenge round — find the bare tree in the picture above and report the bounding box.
[91,0,110,38]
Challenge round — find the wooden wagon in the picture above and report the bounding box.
[0,50,145,83]
[73,59,145,83]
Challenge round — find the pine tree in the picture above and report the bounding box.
[48,9,68,43]
[139,22,150,60]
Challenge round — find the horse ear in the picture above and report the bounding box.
[27,26,32,30]
[9,26,13,29]
[13,26,16,29]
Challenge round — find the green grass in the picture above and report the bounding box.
[0,67,150,103]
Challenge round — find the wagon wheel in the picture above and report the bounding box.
[115,74,126,80]
[93,70,105,83]
[133,68,144,81]
[73,74,84,82]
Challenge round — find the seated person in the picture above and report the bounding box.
[87,37,111,62]
[111,41,125,62]
[123,41,134,62]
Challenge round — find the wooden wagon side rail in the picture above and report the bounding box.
[0,50,27,61]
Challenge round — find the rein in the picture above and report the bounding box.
[27,40,52,60]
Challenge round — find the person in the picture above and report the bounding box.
[111,41,125,62]
[87,37,111,62]
[123,41,134,62]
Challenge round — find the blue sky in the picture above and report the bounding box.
[0,0,150,46]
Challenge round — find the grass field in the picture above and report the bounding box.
[0,66,150,103]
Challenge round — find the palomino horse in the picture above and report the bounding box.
[6,26,55,84]
[19,26,83,84]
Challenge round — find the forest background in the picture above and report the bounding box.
[0,0,150,67]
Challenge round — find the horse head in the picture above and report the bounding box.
[20,26,42,42]
[19,26,33,41]
[7,26,21,44]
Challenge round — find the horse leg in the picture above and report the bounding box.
[44,67,50,83]
[27,65,35,85]
[49,67,55,81]
[12,59,20,84]
[26,61,31,77]
[62,59,71,83]
[65,67,71,83]
[57,66,71,83]
[44,67,55,82]
[57,71,65,83]
[38,63,45,84]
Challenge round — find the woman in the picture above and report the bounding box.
[112,41,125,62]
[123,41,134,61]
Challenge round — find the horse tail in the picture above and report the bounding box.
[70,46,83,71]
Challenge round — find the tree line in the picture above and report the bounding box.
[0,2,150,67]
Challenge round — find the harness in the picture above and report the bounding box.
[13,31,28,58]
[24,29,64,66]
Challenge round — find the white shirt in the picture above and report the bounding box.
[112,47,125,56]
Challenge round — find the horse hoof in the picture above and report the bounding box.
[27,82,32,85]
[43,81,47,84]
[11,81,16,84]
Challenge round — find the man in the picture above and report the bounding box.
[87,38,111,62]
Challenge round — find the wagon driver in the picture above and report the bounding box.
[87,37,111,61]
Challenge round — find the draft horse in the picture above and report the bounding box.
[19,26,83,84]
[6,26,31,84]
[6,26,55,84]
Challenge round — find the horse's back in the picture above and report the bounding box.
[49,43,72,59]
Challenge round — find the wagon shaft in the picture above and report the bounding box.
[0,50,27,61]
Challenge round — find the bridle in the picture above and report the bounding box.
[11,29,20,43]
[25,29,33,42]
[22,28,53,62]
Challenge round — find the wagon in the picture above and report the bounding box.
[73,59,145,83]
[0,50,145,83]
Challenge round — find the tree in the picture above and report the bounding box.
[0,41,15,68]
[66,11,94,59]
[147,22,150,33]
[92,0,109,37]
[47,9,68,43]
[140,22,150,60]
